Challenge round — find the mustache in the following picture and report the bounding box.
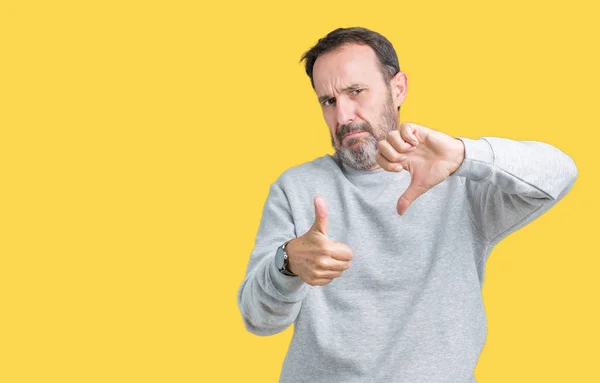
[336,122,373,143]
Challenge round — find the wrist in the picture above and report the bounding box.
[449,138,466,174]
[268,253,307,299]
[275,240,297,276]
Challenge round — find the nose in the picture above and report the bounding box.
[336,97,356,127]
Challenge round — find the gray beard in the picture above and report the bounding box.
[334,117,397,170]
[336,135,379,170]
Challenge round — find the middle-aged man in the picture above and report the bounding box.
[237,27,578,383]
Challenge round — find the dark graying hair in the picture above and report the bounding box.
[300,27,400,89]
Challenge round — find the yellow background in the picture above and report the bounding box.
[1,0,598,382]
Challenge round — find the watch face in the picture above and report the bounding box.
[275,246,285,270]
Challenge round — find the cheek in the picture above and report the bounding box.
[322,110,337,132]
[329,126,338,145]
[358,95,384,124]
[354,103,372,125]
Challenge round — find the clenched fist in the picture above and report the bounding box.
[285,196,353,286]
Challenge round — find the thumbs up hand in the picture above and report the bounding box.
[376,122,466,215]
[285,196,353,286]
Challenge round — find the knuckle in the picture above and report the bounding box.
[378,152,391,164]
[395,136,406,146]
[320,246,333,257]
[392,152,403,161]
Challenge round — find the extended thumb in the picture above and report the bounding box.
[312,196,328,235]
[397,183,425,216]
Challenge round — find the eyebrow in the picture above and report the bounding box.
[318,84,365,104]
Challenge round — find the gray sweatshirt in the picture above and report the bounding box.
[238,137,578,383]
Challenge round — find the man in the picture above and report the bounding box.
[237,27,577,382]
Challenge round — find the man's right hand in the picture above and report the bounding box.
[285,196,353,286]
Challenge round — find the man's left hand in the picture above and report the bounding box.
[376,122,465,215]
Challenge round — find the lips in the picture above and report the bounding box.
[342,131,365,142]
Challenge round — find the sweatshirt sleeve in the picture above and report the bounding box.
[452,137,578,246]
[237,182,309,336]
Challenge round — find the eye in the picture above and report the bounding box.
[322,98,336,107]
[351,89,364,95]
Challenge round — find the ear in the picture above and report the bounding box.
[390,71,408,109]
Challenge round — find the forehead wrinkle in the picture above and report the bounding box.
[313,46,380,100]
[316,78,344,101]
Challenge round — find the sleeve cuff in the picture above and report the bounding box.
[451,137,495,181]
[268,255,307,301]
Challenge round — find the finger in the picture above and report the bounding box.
[314,269,344,279]
[317,257,351,272]
[399,122,419,146]
[329,242,353,262]
[378,140,408,164]
[311,196,328,236]
[310,278,334,286]
[386,130,415,153]
[376,151,404,173]
[397,182,427,216]
[328,260,351,272]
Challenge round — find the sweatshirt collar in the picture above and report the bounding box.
[331,154,407,190]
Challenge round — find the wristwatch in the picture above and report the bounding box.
[275,240,297,276]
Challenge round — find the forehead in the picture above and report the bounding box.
[312,43,383,94]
